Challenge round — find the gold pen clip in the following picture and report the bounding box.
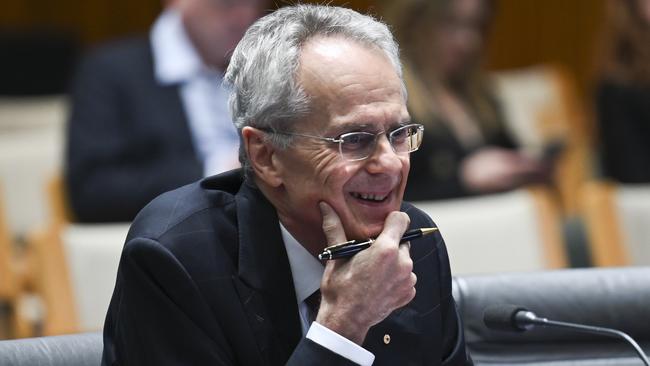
[323,239,357,251]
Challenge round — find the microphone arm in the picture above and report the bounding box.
[515,310,650,366]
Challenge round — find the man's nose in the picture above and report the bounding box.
[365,135,403,173]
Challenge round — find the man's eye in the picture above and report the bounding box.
[341,133,373,150]
[343,134,365,144]
[392,128,407,139]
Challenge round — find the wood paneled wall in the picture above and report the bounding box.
[485,0,607,97]
[1,0,161,45]
[1,0,605,97]
[0,0,372,45]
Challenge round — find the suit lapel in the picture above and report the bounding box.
[227,188,432,364]
[234,182,302,365]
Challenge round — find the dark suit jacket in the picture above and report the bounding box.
[102,169,470,365]
[65,37,202,223]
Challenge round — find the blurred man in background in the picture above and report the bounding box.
[65,0,266,222]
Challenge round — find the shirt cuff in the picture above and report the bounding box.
[306,322,375,366]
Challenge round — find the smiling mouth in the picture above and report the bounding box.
[350,192,389,203]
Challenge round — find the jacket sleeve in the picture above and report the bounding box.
[287,339,360,365]
[436,227,473,365]
[102,237,364,366]
[102,238,236,365]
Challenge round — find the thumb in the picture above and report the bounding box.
[319,201,347,246]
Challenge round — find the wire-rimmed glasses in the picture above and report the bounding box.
[260,123,424,161]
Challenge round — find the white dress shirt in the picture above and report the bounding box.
[151,9,240,177]
[280,224,375,366]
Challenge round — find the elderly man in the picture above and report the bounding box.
[102,4,470,365]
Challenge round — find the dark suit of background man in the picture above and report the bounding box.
[102,4,471,365]
[65,0,265,223]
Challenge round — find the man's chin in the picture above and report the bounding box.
[341,197,403,239]
[346,220,385,240]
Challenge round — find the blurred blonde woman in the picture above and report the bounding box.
[388,0,549,200]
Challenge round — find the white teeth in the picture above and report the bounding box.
[351,192,387,202]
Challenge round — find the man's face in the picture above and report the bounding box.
[272,37,411,245]
[178,0,265,69]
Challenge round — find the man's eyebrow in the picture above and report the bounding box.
[326,120,412,135]
[382,120,414,132]
[325,122,374,135]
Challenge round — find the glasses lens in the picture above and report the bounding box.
[339,132,376,161]
[390,124,423,153]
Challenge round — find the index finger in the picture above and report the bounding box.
[319,201,347,246]
[375,211,410,248]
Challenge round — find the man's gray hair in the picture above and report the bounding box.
[224,4,404,179]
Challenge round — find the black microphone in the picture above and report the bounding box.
[483,304,650,366]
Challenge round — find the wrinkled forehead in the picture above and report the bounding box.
[296,36,408,132]
[298,35,405,93]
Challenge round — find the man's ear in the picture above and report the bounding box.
[242,126,283,187]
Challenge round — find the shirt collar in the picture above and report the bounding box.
[151,8,213,85]
[280,222,324,305]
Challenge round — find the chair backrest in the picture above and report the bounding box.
[0,96,68,132]
[581,181,650,266]
[0,332,102,366]
[0,188,16,301]
[28,176,128,335]
[0,96,67,237]
[413,187,566,275]
[0,189,19,339]
[0,186,33,339]
[453,267,650,365]
[491,65,592,215]
[61,224,128,332]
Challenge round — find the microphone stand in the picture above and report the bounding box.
[516,311,650,366]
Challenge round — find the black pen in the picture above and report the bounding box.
[318,227,438,261]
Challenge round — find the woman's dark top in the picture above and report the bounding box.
[405,100,517,201]
[597,81,650,183]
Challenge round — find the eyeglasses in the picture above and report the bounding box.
[260,123,424,161]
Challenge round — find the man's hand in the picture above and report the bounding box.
[315,202,417,345]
